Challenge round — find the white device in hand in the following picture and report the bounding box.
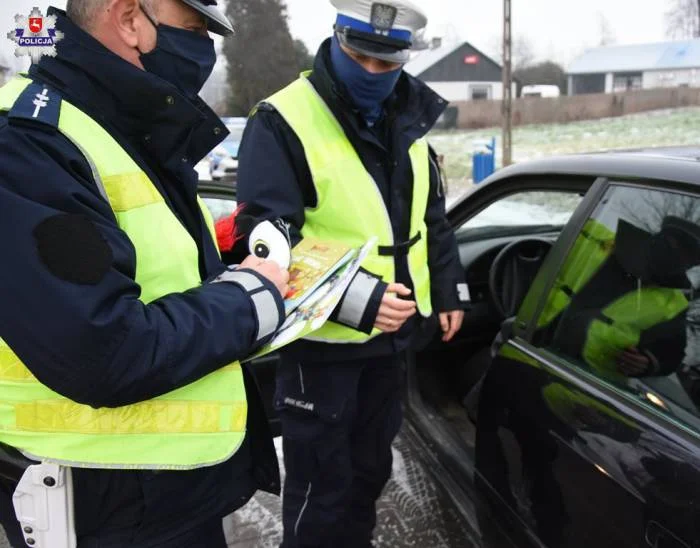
[248,220,291,269]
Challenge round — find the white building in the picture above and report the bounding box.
[567,39,700,95]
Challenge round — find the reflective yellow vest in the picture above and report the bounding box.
[0,77,247,470]
[264,74,432,343]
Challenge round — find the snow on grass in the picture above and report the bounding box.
[429,107,700,198]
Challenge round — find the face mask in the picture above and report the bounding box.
[329,34,402,126]
[139,11,215,98]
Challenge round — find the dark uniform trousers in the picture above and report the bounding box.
[276,353,403,548]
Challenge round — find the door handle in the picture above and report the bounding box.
[645,521,689,548]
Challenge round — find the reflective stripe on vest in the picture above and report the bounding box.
[0,77,246,469]
[583,287,688,382]
[265,75,432,343]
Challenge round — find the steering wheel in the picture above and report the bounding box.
[488,238,553,318]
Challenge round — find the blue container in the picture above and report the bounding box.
[472,137,496,184]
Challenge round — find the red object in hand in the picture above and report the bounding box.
[214,204,246,252]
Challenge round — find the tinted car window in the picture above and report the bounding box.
[533,184,700,432]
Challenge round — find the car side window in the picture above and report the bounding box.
[456,190,582,234]
[201,196,238,222]
[533,184,700,432]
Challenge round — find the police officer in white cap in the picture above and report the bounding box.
[236,1,468,546]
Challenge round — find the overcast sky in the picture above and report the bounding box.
[1,0,672,72]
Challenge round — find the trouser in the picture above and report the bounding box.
[275,353,404,548]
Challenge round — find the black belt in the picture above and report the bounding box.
[378,232,422,257]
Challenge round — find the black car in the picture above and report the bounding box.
[199,148,700,548]
[3,149,699,548]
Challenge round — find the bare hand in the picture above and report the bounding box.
[617,347,652,377]
[239,255,289,297]
[439,310,464,342]
[375,283,417,333]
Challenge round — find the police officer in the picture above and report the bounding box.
[0,1,289,546]
[236,1,469,545]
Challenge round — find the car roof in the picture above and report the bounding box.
[483,146,700,188]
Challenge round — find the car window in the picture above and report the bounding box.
[202,196,237,222]
[225,124,245,143]
[533,184,700,433]
[457,191,582,235]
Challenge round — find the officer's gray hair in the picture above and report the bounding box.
[66,0,157,31]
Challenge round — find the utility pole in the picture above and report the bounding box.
[502,0,513,166]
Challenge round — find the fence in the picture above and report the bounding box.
[447,87,700,129]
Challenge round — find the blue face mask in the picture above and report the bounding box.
[329,35,402,126]
[139,13,216,99]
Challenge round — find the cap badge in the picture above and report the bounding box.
[370,3,397,32]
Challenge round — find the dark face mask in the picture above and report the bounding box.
[329,34,402,126]
[139,11,216,98]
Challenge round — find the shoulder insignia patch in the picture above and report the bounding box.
[8,81,61,129]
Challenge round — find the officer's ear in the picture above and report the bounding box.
[105,0,155,54]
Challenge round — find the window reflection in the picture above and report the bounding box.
[535,185,700,432]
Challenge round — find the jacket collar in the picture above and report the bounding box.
[30,8,226,167]
[308,38,446,141]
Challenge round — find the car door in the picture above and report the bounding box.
[198,183,282,435]
[476,178,700,548]
[408,174,593,546]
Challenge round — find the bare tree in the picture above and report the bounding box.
[621,191,700,233]
[597,12,617,46]
[666,0,700,38]
[488,34,536,71]
[513,36,536,71]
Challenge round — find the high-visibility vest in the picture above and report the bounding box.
[264,74,432,343]
[0,76,247,470]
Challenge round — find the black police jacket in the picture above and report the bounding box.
[0,9,279,544]
[237,39,467,362]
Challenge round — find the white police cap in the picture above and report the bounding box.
[331,0,427,64]
[180,0,234,36]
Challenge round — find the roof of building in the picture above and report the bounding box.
[404,41,470,77]
[568,39,700,75]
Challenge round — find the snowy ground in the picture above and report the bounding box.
[199,106,700,220]
[224,430,475,547]
[430,106,700,199]
[0,430,474,548]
